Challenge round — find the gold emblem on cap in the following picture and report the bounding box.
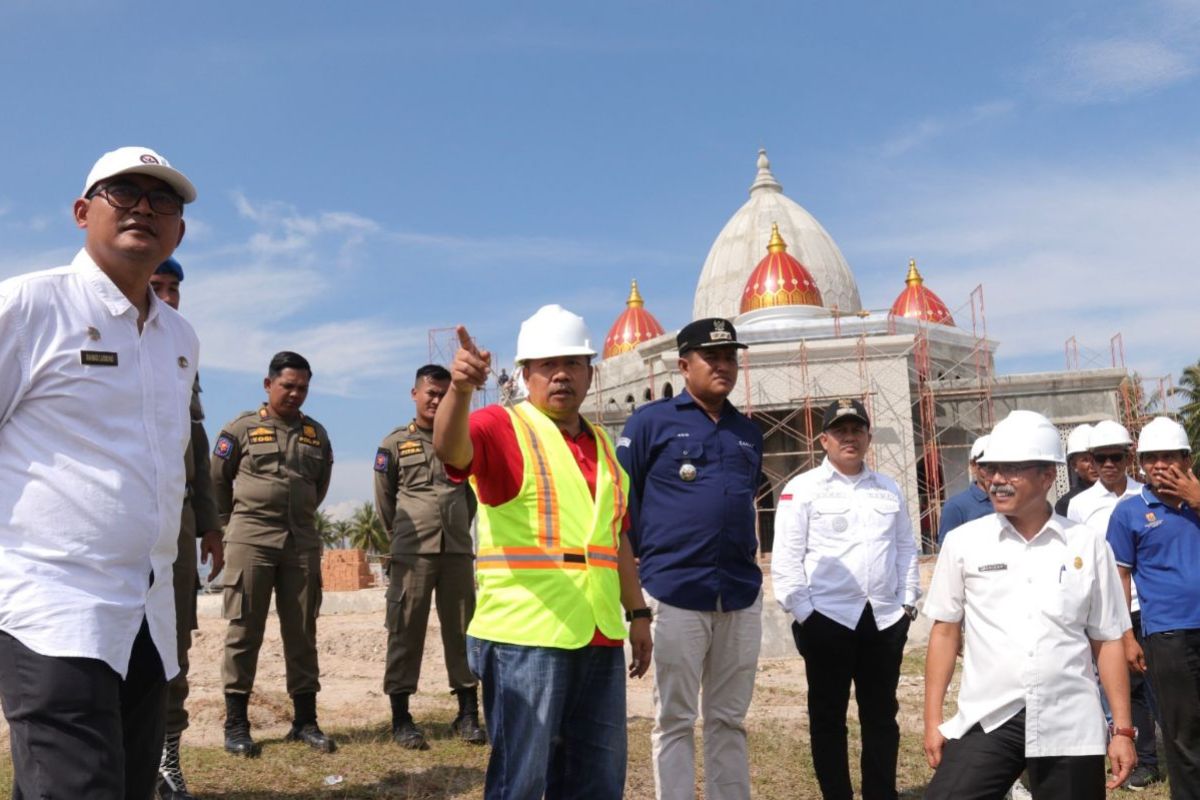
[87,326,101,341]
[839,398,854,409]
[713,319,726,331]
[1074,556,1083,570]
[178,356,189,368]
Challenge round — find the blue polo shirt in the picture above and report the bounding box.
[1107,486,1200,636]
[937,484,993,545]
[616,390,763,612]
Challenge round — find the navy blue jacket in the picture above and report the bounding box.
[616,391,763,611]
[937,483,993,544]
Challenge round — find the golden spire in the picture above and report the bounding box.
[767,223,788,254]
[905,258,924,287]
[626,279,645,308]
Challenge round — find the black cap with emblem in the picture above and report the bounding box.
[676,318,748,355]
[822,398,871,431]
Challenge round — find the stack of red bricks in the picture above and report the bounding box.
[322,549,375,592]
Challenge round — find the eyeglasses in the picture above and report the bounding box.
[1091,452,1127,465]
[88,182,183,215]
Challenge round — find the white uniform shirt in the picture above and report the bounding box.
[0,249,198,678]
[1067,478,1144,611]
[923,513,1130,756]
[772,457,921,630]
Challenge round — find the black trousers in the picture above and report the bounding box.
[793,605,909,800]
[1129,611,1159,768]
[0,619,167,800]
[1144,627,1200,800]
[924,710,1105,799]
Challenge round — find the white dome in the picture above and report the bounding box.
[693,150,861,319]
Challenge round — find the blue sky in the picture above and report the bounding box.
[3,1,1198,515]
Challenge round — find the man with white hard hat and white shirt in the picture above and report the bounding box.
[0,147,198,798]
[434,305,652,800]
[773,397,920,800]
[1055,423,1098,516]
[1064,419,1160,789]
[937,434,994,545]
[923,410,1135,799]
[1107,416,1200,799]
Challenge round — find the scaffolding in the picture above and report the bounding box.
[427,327,498,408]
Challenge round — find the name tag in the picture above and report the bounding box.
[80,350,118,366]
[979,563,1008,572]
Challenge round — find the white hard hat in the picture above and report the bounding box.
[514,304,597,365]
[1065,424,1094,457]
[979,410,1065,464]
[1089,419,1133,450]
[1137,417,1190,454]
[969,435,990,462]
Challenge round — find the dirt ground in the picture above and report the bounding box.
[0,582,928,749]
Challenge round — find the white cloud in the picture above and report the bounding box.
[1029,4,1200,103]
[880,100,1016,157]
[322,458,375,513]
[849,155,1200,380]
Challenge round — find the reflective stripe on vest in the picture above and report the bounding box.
[467,402,629,647]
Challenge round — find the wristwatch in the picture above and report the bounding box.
[1108,723,1138,740]
[625,607,652,622]
[903,605,918,621]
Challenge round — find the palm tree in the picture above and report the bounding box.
[1173,359,1200,467]
[347,502,389,554]
[314,509,342,549]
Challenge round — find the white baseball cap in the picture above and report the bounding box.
[83,146,197,204]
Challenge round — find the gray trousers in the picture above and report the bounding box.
[165,502,198,734]
[383,554,477,696]
[222,536,322,696]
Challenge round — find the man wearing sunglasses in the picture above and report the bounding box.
[0,147,198,799]
[1064,420,1159,788]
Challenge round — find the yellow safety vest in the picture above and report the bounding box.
[468,402,628,647]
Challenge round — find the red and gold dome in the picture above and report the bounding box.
[889,259,954,326]
[603,279,666,359]
[739,224,823,313]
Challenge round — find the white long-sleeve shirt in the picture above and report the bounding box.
[0,249,198,677]
[1068,477,1143,611]
[772,458,921,630]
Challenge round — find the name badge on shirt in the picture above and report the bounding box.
[80,350,118,366]
[248,426,276,444]
[979,563,1008,572]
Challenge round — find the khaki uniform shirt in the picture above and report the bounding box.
[212,405,333,552]
[374,420,475,556]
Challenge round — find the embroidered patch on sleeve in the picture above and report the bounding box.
[374,448,390,472]
[214,433,235,459]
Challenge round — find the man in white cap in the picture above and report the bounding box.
[937,434,994,545]
[1054,424,1097,516]
[434,305,652,800]
[1107,416,1200,798]
[0,147,198,798]
[923,410,1135,798]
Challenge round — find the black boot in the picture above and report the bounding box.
[156,731,196,799]
[285,692,336,753]
[450,687,487,745]
[390,693,429,750]
[223,693,261,758]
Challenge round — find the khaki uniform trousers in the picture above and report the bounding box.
[383,554,477,696]
[165,501,199,735]
[648,593,762,800]
[221,535,322,696]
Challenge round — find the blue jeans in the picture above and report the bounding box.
[467,635,627,800]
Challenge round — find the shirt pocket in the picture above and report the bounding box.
[651,439,706,485]
[1050,564,1092,625]
[398,450,431,486]
[300,445,327,481]
[247,440,283,475]
[811,498,852,537]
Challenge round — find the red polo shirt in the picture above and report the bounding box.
[447,405,623,646]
